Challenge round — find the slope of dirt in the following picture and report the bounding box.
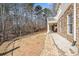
[0,31,46,56]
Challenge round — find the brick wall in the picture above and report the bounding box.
[57,4,74,42]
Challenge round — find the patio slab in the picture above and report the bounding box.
[50,33,78,56]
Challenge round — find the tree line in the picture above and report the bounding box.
[0,3,52,43]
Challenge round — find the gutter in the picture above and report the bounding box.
[54,3,71,21]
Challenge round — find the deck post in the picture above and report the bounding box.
[47,19,49,33]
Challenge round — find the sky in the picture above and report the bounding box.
[34,3,53,9]
[34,3,56,17]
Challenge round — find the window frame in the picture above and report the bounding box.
[67,12,73,35]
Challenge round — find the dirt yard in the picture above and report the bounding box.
[0,31,62,56]
[0,31,46,56]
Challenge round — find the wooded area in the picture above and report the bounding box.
[0,3,52,44]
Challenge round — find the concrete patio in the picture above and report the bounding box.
[50,33,78,56]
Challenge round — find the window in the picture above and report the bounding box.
[67,13,73,35]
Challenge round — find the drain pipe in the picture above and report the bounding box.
[72,3,77,46]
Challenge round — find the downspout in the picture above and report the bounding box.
[72,3,77,46]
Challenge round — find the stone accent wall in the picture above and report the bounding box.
[76,4,79,47]
[57,4,74,42]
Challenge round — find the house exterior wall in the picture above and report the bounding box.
[76,4,79,47]
[57,4,74,42]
